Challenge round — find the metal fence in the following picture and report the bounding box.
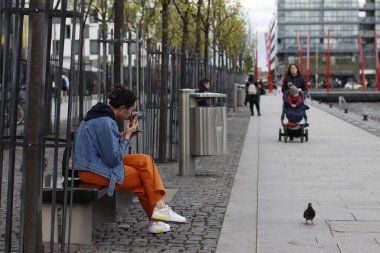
[0,0,245,252]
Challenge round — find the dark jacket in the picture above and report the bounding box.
[282,75,307,94]
[195,86,209,106]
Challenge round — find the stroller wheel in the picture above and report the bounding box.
[305,129,309,142]
[279,128,282,141]
[289,136,294,141]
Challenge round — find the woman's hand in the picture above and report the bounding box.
[125,115,139,139]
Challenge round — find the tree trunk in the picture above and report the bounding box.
[159,0,170,161]
[203,26,209,75]
[114,0,124,85]
[195,0,202,60]
[180,1,189,88]
[23,0,47,251]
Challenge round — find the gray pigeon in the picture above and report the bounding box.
[303,203,316,224]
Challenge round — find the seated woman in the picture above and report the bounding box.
[73,86,186,234]
[282,85,308,124]
[195,77,211,106]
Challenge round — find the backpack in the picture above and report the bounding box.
[247,84,257,95]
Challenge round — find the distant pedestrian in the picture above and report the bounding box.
[195,77,211,106]
[276,77,283,97]
[245,75,261,116]
[258,79,265,95]
[61,72,70,97]
[282,64,307,95]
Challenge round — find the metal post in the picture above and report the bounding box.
[233,84,238,112]
[179,89,195,176]
[315,43,318,90]
[128,29,132,90]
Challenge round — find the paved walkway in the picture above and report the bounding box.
[217,95,380,253]
[2,94,380,252]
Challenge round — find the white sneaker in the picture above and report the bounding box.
[151,205,186,223]
[148,221,170,234]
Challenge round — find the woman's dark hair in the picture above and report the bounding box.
[248,75,255,83]
[108,84,137,109]
[198,78,210,88]
[286,64,301,77]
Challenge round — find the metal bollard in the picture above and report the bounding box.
[179,89,196,176]
[233,84,238,112]
[233,83,246,112]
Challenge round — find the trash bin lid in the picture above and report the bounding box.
[190,92,227,98]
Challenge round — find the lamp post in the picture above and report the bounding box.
[315,42,318,90]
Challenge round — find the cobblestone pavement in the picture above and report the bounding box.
[0,108,251,252]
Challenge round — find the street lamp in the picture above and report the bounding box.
[315,41,318,90]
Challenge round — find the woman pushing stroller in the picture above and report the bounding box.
[282,63,307,94]
[279,71,309,142]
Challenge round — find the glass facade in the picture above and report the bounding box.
[274,0,380,85]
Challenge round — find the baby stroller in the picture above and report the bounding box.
[279,89,309,143]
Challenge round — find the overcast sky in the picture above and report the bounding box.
[239,0,276,70]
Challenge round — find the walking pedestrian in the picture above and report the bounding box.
[61,72,70,97]
[245,75,261,116]
[282,64,307,95]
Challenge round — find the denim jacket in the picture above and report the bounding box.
[73,102,130,196]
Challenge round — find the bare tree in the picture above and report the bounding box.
[195,0,203,60]
[114,0,124,85]
[159,0,171,162]
[173,0,191,88]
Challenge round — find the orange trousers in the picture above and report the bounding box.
[78,154,166,218]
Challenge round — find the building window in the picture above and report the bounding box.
[74,40,80,55]
[90,13,97,23]
[84,25,90,39]
[90,40,99,54]
[52,40,60,55]
[52,17,60,24]
[65,25,71,39]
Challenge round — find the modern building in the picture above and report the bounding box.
[272,0,380,88]
[51,14,138,70]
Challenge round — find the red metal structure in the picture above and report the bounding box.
[326,30,331,92]
[375,31,380,91]
[264,32,273,93]
[306,32,310,90]
[296,32,304,75]
[358,32,366,91]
